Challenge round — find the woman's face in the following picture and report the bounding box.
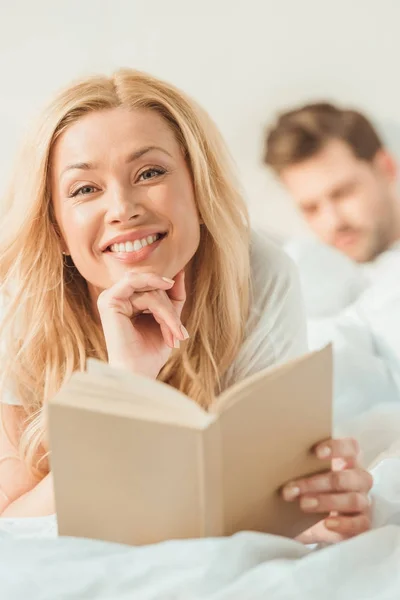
[50,107,201,297]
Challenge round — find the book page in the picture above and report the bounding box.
[217,346,332,538]
[210,349,319,415]
[87,359,205,417]
[54,369,213,430]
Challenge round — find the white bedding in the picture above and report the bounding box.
[286,238,400,424]
[0,523,399,598]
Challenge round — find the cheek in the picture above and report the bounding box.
[169,203,200,267]
[306,213,326,233]
[310,220,331,241]
[59,205,100,257]
[152,178,200,244]
[346,193,377,226]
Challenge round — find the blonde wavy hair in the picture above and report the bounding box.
[0,69,251,477]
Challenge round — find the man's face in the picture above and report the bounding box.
[280,139,398,262]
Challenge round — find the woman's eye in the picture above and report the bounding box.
[138,168,166,182]
[70,185,97,197]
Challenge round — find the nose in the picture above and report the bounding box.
[105,186,145,225]
[319,201,343,235]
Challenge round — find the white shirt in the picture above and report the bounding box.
[223,230,307,387]
[1,230,308,404]
[286,239,400,425]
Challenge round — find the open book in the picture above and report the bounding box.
[48,346,332,546]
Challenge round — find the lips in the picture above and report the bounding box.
[100,229,167,252]
[335,232,358,248]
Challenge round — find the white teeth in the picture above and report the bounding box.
[108,233,162,254]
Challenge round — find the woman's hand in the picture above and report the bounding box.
[97,270,189,379]
[282,438,373,544]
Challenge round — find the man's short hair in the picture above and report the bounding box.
[264,102,383,174]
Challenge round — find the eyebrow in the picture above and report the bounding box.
[61,145,173,177]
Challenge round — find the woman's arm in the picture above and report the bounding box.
[0,404,39,515]
[1,472,54,517]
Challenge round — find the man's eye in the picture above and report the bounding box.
[70,185,97,197]
[138,168,166,181]
[303,205,317,216]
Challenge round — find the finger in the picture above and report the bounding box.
[122,271,175,295]
[324,514,371,537]
[168,270,187,321]
[98,273,174,311]
[295,520,345,545]
[153,314,180,349]
[299,491,370,514]
[134,312,176,349]
[133,291,184,341]
[159,321,176,349]
[314,438,360,468]
[282,468,373,499]
[140,271,188,341]
[332,457,348,471]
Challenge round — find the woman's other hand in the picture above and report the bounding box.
[282,438,373,544]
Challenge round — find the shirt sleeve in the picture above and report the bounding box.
[223,231,308,388]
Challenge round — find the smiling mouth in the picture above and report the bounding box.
[105,232,167,254]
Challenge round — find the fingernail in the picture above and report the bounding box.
[325,518,339,529]
[174,338,180,349]
[317,446,332,459]
[162,277,175,284]
[334,458,347,471]
[283,485,300,501]
[301,497,319,509]
[180,325,190,340]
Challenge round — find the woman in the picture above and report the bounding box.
[0,69,372,543]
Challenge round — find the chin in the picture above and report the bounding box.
[345,246,373,263]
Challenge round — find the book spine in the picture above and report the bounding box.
[197,420,224,537]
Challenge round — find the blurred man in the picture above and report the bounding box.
[264,104,400,425]
[264,103,400,263]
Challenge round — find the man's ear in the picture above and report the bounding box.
[373,149,398,182]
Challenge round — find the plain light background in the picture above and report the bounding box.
[0,0,399,237]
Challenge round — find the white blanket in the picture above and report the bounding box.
[0,524,399,599]
[286,239,400,424]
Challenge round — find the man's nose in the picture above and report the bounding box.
[319,201,344,234]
